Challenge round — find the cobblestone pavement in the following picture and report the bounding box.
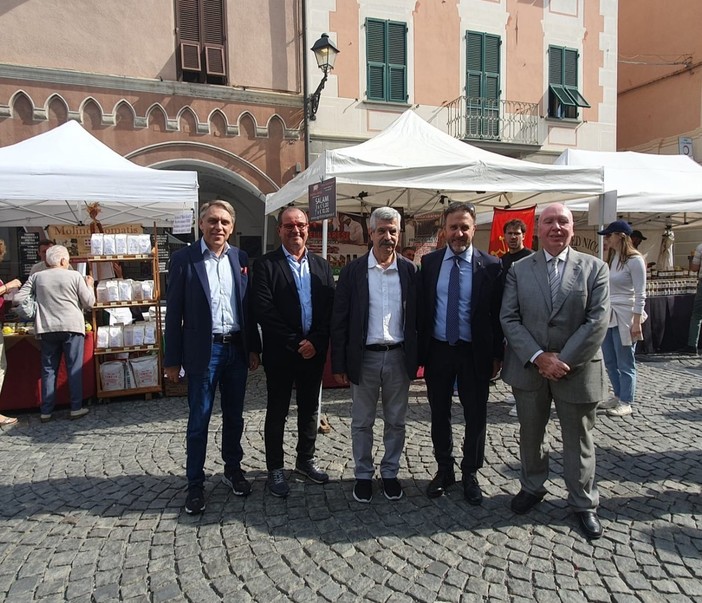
[0,354,700,602]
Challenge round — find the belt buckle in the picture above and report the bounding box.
[221,334,232,343]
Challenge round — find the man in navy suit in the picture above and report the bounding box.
[331,207,418,503]
[252,207,335,498]
[419,201,503,504]
[165,200,261,515]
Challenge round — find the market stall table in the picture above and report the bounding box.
[0,332,96,411]
[639,294,696,354]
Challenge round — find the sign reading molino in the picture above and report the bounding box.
[47,223,143,257]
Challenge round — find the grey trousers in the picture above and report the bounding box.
[513,381,599,512]
[350,348,410,480]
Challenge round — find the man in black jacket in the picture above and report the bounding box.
[252,207,335,498]
[331,207,418,503]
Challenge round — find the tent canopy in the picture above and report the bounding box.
[265,110,604,221]
[556,149,702,227]
[0,121,199,227]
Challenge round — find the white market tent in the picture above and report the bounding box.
[556,149,702,227]
[265,110,604,222]
[0,121,198,228]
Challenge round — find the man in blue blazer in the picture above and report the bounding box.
[165,200,261,515]
[252,207,335,498]
[418,201,503,504]
[331,207,418,503]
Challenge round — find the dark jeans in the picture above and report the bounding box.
[424,339,489,475]
[186,341,248,490]
[263,356,324,471]
[40,332,85,415]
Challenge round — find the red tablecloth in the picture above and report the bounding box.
[0,332,96,411]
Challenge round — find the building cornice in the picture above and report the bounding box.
[0,63,304,109]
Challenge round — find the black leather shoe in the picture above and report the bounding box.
[426,470,456,498]
[511,490,544,514]
[463,473,483,505]
[576,511,603,540]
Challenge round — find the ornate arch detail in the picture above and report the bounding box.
[265,113,299,141]
[79,96,108,126]
[45,93,77,122]
[207,108,237,137]
[112,99,140,128]
[1,89,35,119]
[145,102,177,132]
[237,110,267,138]
[176,105,209,135]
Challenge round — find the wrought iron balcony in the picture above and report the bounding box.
[446,96,540,146]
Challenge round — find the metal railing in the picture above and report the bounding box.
[446,96,540,146]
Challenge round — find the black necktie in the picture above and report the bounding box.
[446,256,460,345]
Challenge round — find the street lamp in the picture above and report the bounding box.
[307,33,339,121]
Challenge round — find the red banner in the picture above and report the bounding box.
[488,206,537,258]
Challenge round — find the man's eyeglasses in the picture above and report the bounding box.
[281,222,309,231]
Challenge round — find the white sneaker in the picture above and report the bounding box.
[508,405,518,417]
[607,403,632,417]
[599,396,619,410]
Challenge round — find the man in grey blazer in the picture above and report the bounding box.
[500,203,609,540]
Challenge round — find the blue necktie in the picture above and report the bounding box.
[446,256,460,345]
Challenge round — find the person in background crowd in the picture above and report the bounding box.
[501,219,534,278]
[252,207,335,498]
[682,239,702,355]
[0,239,22,427]
[500,203,609,540]
[15,245,95,424]
[164,200,261,515]
[500,219,535,416]
[630,230,647,250]
[597,221,647,417]
[331,207,418,503]
[400,246,416,262]
[418,202,503,505]
[30,239,55,275]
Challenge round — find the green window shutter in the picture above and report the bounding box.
[563,48,578,87]
[484,34,500,101]
[387,21,407,102]
[466,32,483,97]
[549,46,563,85]
[366,18,387,101]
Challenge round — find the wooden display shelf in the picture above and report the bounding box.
[94,344,159,356]
[97,385,162,400]
[87,253,154,262]
[94,299,157,308]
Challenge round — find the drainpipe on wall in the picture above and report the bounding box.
[302,0,311,168]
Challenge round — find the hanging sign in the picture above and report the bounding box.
[308,178,337,221]
[172,212,194,235]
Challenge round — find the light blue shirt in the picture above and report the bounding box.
[433,246,473,343]
[283,246,312,335]
[200,238,240,334]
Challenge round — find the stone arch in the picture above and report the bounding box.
[209,108,228,138]
[46,94,69,126]
[177,106,199,134]
[114,100,136,130]
[146,103,167,132]
[10,90,35,124]
[238,111,257,140]
[80,97,104,130]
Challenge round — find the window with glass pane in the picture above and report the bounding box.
[548,46,590,119]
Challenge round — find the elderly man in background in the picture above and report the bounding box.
[16,245,95,422]
[500,203,610,540]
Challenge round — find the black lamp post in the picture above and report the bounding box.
[307,33,339,121]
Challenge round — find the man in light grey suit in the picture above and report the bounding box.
[500,203,609,540]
